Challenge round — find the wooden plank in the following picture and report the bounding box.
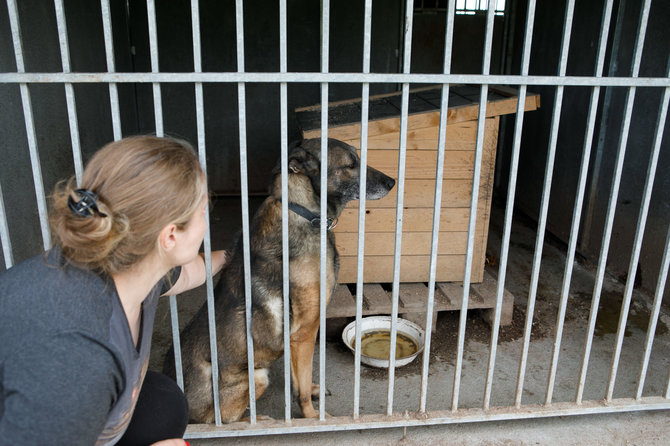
[335,231,468,257]
[436,282,463,308]
[362,284,392,314]
[341,120,479,151]
[433,285,453,309]
[470,270,498,307]
[363,149,479,180]
[347,178,494,209]
[327,285,356,318]
[435,282,487,309]
[338,255,481,283]
[397,283,429,311]
[475,271,516,326]
[335,207,470,233]
[302,91,539,140]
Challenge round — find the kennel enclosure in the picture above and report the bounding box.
[1,0,670,441]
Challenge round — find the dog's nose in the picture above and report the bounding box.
[385,177,396,190]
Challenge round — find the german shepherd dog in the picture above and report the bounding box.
[166,138,395,423]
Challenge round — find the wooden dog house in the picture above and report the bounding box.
[296,86,540,326]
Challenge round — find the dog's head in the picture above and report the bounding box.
[278,138,395,210]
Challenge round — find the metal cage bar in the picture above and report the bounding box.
[452,0,496,412]
[386,0,415,415]
[558,0,615,405]
[318,0,331,422]
[7,0,51,250]
[0,184,12,269]
[517,0,574,406]
[100,0,122,140]
[54,0,83,185]
[233,0,258,425]
[419,0,455,414]
[495,0,535,410]
[635,60,670,400]
[605,0,653,402]
[279,0,292,424]
[2,72,667,87]
[191,0,222,423]
[353,0,373,419]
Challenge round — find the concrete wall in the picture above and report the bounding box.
[0,0,136,269]
[496,0,670,298]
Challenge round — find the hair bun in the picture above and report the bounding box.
[50,180,128,271]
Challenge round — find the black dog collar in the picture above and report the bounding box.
[279,199,338,230]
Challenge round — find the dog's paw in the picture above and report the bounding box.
[302,409,332,419]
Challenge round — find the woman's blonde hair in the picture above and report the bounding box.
[49,135,205,275]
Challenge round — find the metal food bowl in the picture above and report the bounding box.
[341,316,425,368]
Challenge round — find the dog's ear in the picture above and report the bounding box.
[288,147,319,175]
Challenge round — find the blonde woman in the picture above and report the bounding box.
[0,136,227,445]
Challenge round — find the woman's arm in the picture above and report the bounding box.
[162,250,228,296]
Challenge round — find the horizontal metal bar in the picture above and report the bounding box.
[184,397,670,439]
[1,72,668,87]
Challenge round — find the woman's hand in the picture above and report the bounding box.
[210,249,228,276]
[150,439,189,446]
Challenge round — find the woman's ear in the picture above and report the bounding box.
[159,223,178,252]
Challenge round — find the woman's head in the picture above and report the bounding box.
[50,135,206,275]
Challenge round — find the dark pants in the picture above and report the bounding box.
[116,371,189,446]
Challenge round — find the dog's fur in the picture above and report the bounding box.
[165,138,395,423]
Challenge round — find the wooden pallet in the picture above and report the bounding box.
[327,270,514,332]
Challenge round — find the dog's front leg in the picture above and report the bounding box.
[290,320,320,418]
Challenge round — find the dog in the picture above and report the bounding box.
[165,138,395,423]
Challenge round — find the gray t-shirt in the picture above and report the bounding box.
[0,248,180,445]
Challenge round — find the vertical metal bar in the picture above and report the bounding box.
[353,0,373,419]
[189,0,221,423]
[583,0,649,401]
[492,0,535,410]
[387,0,414,416]
[235,0,257,424]
[539,0,609,405]
[604,1,653,402]
[100,0,122,140]
[419,0,454,414]
[503,0,572,406]
[574,0,627,404]
[319,0,330,422]
[0,184,13,269]
[54,0,83,184]
[146,0,163,136]
[279,0,292,423]
[7,0,51,250]
[580,0,627,252]
[452,0,495,412]
[635,73,670,400]
[577,6,643,406]
[540,0,576,405]
[169,295,184,390]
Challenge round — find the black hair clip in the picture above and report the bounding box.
[68,189,107,218]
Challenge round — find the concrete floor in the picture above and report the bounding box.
[150,197,670,444]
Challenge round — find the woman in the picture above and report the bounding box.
[0,135,227,445]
